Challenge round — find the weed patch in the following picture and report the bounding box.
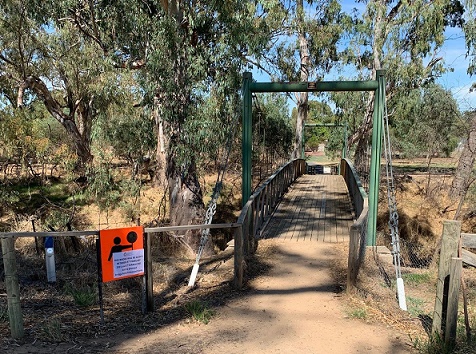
[65,285,97,307]
[184,300,214,324]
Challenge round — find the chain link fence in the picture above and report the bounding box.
[376,234,436,269]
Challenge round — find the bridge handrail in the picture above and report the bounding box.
[340,158,368,291]
[340,158,368,219]
[234,158,306,286]
[237,158,306,230]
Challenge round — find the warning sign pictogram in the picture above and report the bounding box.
[99,226,144,283]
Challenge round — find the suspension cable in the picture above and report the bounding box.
[188,100,240,286]
[382,91,407,311]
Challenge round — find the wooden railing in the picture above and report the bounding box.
[234,158,306,287]
[340,158,369,291]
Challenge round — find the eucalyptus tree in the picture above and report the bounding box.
[0,0,129,168]
[300,100,336,152]
[391,85,460,160]
[342,0,464,164]
[465,0,476,79]
[253,93,294,167]
[251,0,345,159]
[448,0,476,213]
[391,85,460,194]
[56,0,269,255]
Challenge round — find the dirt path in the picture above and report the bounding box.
[108,240,414,354]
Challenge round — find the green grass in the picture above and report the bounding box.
[403,272,432,286]
[66,285,97,307]
[184,300,215,324]
[348,307,367,320]
[406,296,426,317]
[39,318,68,342]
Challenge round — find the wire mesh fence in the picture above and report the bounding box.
[376,235,436,269]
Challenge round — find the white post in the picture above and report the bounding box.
[45,236,56,283]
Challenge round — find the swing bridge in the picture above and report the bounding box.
[1,71,403,339]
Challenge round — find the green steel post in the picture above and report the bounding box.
[301,126,305,159]
[342,123,348,159]
[367,70,386,246]
[242,72,253,207]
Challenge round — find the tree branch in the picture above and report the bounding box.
[386,0,403,23]
[19,75,69,123]
[0,53,16,67]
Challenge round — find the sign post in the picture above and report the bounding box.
[99,226,145,283]
[97,226,147,319]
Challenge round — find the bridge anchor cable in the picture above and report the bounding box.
[382,95,407,311]
[188,107,239,287]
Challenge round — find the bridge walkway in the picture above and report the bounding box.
[261,174,355,242]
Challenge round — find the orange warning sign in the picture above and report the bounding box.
[99,226,144,283]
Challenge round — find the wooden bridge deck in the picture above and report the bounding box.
[261,174,355,242]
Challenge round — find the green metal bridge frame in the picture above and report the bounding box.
[242,70,386,246]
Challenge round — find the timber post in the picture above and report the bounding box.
[145,232,154,312]
[233,226,244,289]
[347,224,360,291]
[1,236,24,339]
[432,220,461,337]
[445,257,462,347]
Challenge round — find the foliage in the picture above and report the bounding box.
[464,0,476,78]
[85,160,121,214]
[253,93,294,158]
[256,0,347,82]
[391,84,461,159]
[39,318,68,342]
[0,102,77,179]
[406,296,426,317]
[292,100,333,151]
[0,1,128,166]
[337,0,464,160]
[96,103,156,167]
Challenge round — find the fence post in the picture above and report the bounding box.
[145,232,154,312]
[234,226,244,289]
[347,225,360,291]
[1,237,24,339]
[445,257,462,347]
[432,220,461,336]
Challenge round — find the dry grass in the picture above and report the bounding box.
[3,161,476,352]
[334,171,476,353]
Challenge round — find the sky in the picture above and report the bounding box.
[437,26,476,111]
[252,1,476,113]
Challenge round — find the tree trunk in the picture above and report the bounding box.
[449,113,476,203]
[348,0,384,164]
[152,5,210,257]
[167,150,211,257]
[19,76,93,167]
[293,0,310,159]
[153,96,167,187]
